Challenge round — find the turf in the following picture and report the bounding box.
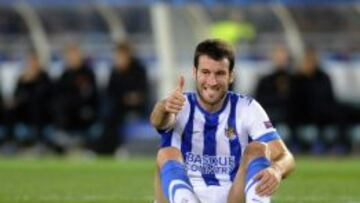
[0,156,359,203]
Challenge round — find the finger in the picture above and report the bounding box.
[176,75,185,92]
[165,103,183,113]
[258,174,280,196]
[169,100,185,108]
[263,181,278,196]
[257,177,273,196]
[255,171,269,187]
[258,187,271,197]
[256,172,271,193]
[172,93,186,103]
[260,181,278,197]
[166,92,185,103]
[254,170,265,181]
[167,109,180,114]
[165,107,181,114]
[168,101,184,110]
[166,102,183,110]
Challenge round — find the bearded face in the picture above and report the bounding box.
[194,55,234,109]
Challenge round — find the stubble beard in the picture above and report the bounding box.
[196,84,227,108]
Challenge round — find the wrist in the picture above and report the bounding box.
[271,163,283,178]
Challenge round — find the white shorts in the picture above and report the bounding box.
[193,184,232,203]
[192,181,270,203]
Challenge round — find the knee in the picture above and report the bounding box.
[157,147,183,168]
[243,141,269,165]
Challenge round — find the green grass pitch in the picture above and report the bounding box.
[0,156,359,203]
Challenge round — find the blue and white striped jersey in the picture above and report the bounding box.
[158,91,280,187]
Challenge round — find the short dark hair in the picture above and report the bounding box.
[194,39,235,71]
[115,41,132,54]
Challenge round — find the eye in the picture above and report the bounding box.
[201,69,210,75]
[216,71,226,76]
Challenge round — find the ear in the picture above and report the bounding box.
[192,66,197,78]
[229,71,235,83]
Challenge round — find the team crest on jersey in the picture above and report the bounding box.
[264,121,273,129]
[225,127,236,140]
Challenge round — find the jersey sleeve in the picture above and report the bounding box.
[246,99,280,142]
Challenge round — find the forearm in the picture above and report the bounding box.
[271,151,295,179]
[227,158,247,203]
[150,100,175,129]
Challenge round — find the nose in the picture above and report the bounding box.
[207,73,217,86]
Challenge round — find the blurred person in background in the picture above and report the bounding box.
[0,91,3,120]
[255,45,292,125]
[0,87,5,145]
[289,47,337,125]
[288,47,340,152]
[11,52,53,148]
[96,41,148,155]
[52,44,98,151]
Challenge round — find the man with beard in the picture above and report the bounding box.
[150,39,295,203]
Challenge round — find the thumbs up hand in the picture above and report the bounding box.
[163,75,186,114]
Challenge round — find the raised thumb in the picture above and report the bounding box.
[176,75,185,92]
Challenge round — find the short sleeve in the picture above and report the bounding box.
[246,100,280,142]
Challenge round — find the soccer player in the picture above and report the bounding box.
[150,39,295,203]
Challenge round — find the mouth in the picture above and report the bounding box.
[197,85,226,106]
[203,86,219,91]
[203,86,220,96]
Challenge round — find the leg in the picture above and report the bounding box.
[227,142,271,203]
[155,147,200,203]
[155,147,184,203]
[155,167,169,203]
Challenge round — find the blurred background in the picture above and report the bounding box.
[0,0,359,158]
[1,1,360,203]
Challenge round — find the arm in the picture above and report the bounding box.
[246,100,295,196]
[150,76,186,130]
[150,99,177,130]
[268,139,295,179]
[254,139,295,196]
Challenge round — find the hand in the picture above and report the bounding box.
[163,75,186,114]
[254,165,282,197]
